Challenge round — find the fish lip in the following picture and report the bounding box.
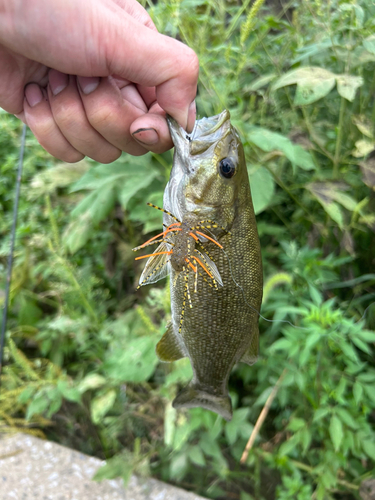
[167,110,232,175]
[191,109,230,141]
[167,109,230,141]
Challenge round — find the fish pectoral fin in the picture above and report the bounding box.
[173,384,233,421]
[240,327,259,366]
[156,322,186,362]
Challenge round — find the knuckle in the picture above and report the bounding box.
[91,148,122,164]
[86,105,113,130]
[53,102,80,130]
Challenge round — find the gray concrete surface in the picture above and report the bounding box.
[0,433,208,500]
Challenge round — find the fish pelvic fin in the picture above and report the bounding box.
[156,322,187,362]
[172,384,233,421]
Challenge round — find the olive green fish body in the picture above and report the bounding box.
[155,110,263,421]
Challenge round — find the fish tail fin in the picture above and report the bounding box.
[172,384,232,421]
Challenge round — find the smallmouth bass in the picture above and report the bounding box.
[134,110,263,421]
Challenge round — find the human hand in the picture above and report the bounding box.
[0,0,198,162]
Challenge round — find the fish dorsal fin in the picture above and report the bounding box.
[156,322,187,362]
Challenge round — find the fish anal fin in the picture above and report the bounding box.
[240,327,259,366]
[156,322,186,362]
[173,383,233,421]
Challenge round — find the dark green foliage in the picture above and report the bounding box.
[1,1,375,499]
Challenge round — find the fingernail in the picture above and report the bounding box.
[49,70,68,96]
[78,76,100,95]
[186,100,196,133]
[25,84,43,107]
[132,128,159,145]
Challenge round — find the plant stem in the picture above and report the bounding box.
[240,369,287,463]
[333,97,346,179]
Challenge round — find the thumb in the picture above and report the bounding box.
[104,15,199,131]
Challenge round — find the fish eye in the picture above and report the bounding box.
[218,157,236,179]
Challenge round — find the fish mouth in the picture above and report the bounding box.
[167,109,231,159]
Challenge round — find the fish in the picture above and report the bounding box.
[133,110,263,421]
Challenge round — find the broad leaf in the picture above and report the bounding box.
[336,75,363,102]
[353,139,375,158]
[248,166,275,214]
[245,73,276,92]
[91,389,116,424]
[247,127,315,170]
[104,336,158,383]
[363,35,375,55]
[273,67,336,105]
[329,414,343,451]
[359,157,375,189]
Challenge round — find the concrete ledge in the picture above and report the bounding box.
[0,434,208,500]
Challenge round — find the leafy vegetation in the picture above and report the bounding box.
[1,1,375,499]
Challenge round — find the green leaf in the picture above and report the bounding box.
[46,393,63,418]
[26,392,49,420]
[309,285,322,305]
[287,417,306,432]
[353,382,363,405]
[359,157,375,189]
[69,182,116,231]
[307,182,350,228]
[353,139,375,158]
[247,127,315,170]
[170,453,188,480]
[330,192,358,211]
[241,493,254,500]
[300,426,312,454]
[93,451,134,485]
[246,73,276,92]
[335,408,358,430]
[18,386,36,404]
[78,373,107,393]
[356,330,375,343]
[352,116,374,139]
[329,415,343,451]
[351,336,371,354]
[248,166,275,214]
[189,446,206,467]
[313,407,330,422]
[357,372,375,383]
[362,439,375,460]
[104,336,158,383]
[28,160,89,198]
[118,170,157,209]
[273,67,336,105]
[363,35,375,55]
[270,338,291,352]
[64,212,96,254]
[363,384,375,404]
[57,380,81,403]
[91,389,116,424]
[279,435,298,456]
[336,75,363,102]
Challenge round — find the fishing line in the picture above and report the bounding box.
[221,247,310,331]
[0,124,27,389]
[202,226,375,331]
[224,246,375,330]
